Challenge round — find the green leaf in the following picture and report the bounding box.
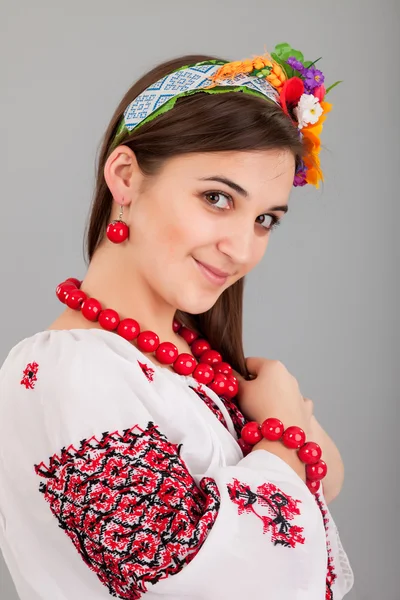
[271,52,292,78]
[289,49,304,63]
[305,57,322,69]
[270,52,283,64]
[325,80,343,95]
[279,49,293,61]
[274,42,292,57]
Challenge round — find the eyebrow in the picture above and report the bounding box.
[198,176,289,213]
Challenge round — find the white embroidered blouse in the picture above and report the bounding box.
[0,329,354,600]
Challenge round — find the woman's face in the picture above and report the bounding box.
[121,149,295,314]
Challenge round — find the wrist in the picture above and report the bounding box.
[239,418,327,495]
[252,438,307,482]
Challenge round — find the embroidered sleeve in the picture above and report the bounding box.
[34,422,220,599]
[34,425,333,599]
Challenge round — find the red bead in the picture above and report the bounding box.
[179,327,198,345]
[155,342,179,365]
[191,339,211,357]
[214,362,232,376]
[117,318,140,341]
[261,418,284,441]
[81,297,102,321]
[65,289,87,310]
[193,363,215,384]
[56,282,75,304]
[137,331,160,353]
[98,308,120,331]
[106,220,129,243]
[241,422,262,445]
[174,353,196,376]
[306,479,321,494]
[238,438,253,456]
[298,442,322,465]
[200,349,222,366]
[306,460,328,482]
[64,277,81,288]
[282,426,306,450]
[209,373,228,395]
[224,375,239,398]
[172,319,181,333]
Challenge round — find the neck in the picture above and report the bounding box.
[80,243,180,344]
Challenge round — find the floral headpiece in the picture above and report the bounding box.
[111,43,340,188]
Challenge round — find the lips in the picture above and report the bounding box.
[195,260,231,278]
[193,259,232,287]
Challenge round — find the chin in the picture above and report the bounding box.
[173,286,221,316]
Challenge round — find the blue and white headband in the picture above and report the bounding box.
[111,61,280,150]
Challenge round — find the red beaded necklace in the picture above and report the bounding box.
[56,278,239,399]
[55,277,327,494]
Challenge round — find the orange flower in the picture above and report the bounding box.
[266,61,287,91]
[301,102,332,187]
[303,102,332,134]
[253,58,266,70]
[302,129,321,154]
[304,153,323,187]
[207,53,287,90]
[301,101,332,167]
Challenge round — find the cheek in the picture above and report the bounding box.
[134,195,186,259]
[247,236,270,272]
[147,210,198,262]
[153,203,216,259]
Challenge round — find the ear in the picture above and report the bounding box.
[103,145,142,206]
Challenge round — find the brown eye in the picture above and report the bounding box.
[204,192,231,209]
[256,214,281,231]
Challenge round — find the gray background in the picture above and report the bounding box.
[1,0,399,598]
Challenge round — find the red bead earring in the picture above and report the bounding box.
[106,203,129,244]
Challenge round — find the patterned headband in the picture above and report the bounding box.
[111,43,341,188]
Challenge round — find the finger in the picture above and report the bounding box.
[245,356,265,376]
[231,367,245,383]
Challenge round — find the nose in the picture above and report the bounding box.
[216,217,256,266]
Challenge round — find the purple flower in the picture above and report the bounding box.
[294,170,308,187]
[303,67,325,93]
[294,160,307,187]
[287,57,305,74]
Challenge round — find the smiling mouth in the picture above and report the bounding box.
[193,259,230,287]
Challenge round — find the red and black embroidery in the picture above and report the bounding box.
[227,479,305,548]
[138,360,155,383]
[34,423,220,599]
[190,384,249,439]
[219,395,248,438]
[20,361,39,389]
[315,493,337,599]
[191,384,228,430]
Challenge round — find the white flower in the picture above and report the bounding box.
[294,94,323,129]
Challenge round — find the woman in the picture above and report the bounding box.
[0,45,354,599]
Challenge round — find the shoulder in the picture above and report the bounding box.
[0,328,156,416]
[1,328,136,381]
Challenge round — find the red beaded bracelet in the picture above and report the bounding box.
[238,418,327,495]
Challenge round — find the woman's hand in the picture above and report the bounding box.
[236,358,344,498]
[236,357,314,481]
[237,357,313,433]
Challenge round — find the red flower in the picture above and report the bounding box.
[313,84,326,101]
[279,77,304,118]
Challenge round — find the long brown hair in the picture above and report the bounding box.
[85,54,306,378]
